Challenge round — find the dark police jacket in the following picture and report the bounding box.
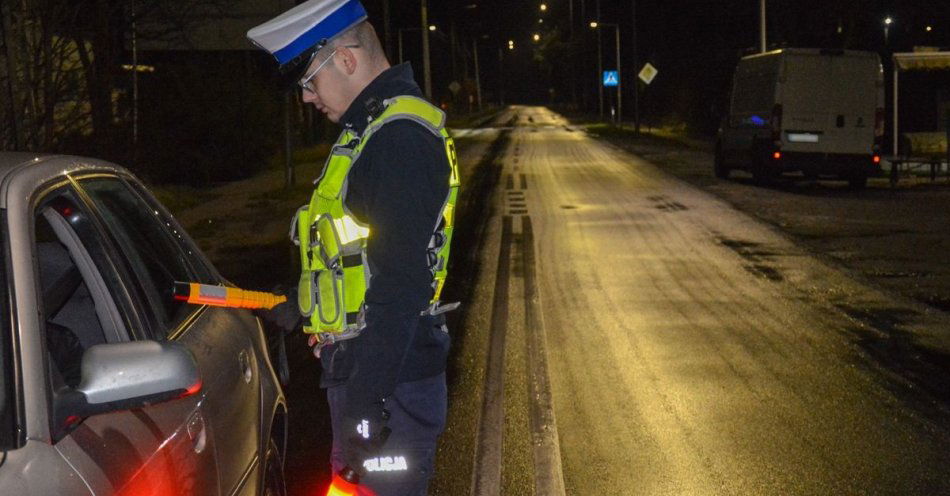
[320,63,451,423]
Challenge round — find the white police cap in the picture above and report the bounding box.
[248,0,368,71]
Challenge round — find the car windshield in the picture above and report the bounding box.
[0,212,13,449]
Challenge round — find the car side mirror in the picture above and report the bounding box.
[53,340,201,438]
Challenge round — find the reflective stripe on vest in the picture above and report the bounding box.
[291,96,460,340]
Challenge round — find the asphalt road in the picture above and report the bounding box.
[434,106,950,495]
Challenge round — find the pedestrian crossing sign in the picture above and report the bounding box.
[603,70,619,87]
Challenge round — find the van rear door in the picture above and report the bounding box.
[781,53,879,155]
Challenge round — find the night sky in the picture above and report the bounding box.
[359,0,949,133]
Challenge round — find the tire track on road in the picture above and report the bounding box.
[471,123,566,496]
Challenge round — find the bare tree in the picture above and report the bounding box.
[1,0,91,151]
[1,0,230,153]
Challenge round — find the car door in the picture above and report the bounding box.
[0,197,90,496]
[74,174,263,496]
[27,183,220,496]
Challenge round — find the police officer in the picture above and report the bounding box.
[248,1,459,495]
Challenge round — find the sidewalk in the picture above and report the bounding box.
[580,121,950,315]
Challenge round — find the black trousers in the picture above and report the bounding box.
[328,373,447,496]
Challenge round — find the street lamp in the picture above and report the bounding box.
[883,16,893,45]
[533,33,541,42]
[591,21,621,126]
[540,3,547,11]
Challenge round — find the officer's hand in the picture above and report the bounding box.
[308,334,322,358]
[256,285,302,333]
[341,413,391,475]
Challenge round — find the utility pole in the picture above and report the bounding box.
[473,38,482,110]
[283,92,294,189]
[596,0,603,121]
[759,0,767,53]
[450,23,458,83]
[498,47,505,106]
[632,0,640,134]
[569,0,578,108]
[421,0,433,101]
[131,0,139,164]
[569,0,574,38]
[615,24,621,128]
[383,0,392,61]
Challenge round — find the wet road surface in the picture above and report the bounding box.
[435,106,950,495]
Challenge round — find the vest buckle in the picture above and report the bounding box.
[421,301,460,317]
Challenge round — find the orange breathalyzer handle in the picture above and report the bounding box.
[173,282,287,310]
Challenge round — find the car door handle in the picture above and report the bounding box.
[187,411,207,454]
[238,349,252,383]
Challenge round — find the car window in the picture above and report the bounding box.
[37,214,107,388]
[0,212,15,450]
[34,189,135,389]
[78,178,201,339]
[124,179,217,284]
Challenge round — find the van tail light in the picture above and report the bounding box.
[771,104,783,142]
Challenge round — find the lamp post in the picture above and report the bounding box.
[382,0,392,60]
[499,40,514,106]
[631,0,639,134]
[591,21,621,126]
[884,16,895,156]
[591,21,603,120]
[421,0,432,100]
[473,38,482,110]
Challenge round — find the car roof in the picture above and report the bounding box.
[0,153,128,208]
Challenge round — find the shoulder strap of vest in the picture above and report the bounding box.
[358,95,447,144]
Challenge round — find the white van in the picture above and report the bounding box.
[715,48,884,187]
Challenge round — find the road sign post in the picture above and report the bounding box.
[603,70,619,126]
[637,63,658,132]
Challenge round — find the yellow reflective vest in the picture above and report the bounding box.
[291,96,460,343]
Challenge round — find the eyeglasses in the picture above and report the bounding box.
[298,45,360,94]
